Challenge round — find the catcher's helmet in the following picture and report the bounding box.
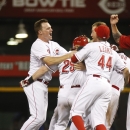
[95,25,110,40]
[72,35,88,47]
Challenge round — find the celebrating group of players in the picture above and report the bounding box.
[19,14,130,130]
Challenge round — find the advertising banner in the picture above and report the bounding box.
[0,55,59,77]
[0,0,129,18]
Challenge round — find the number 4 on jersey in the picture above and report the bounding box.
[98,55,112,71]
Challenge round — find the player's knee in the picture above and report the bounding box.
[36,116,46,125]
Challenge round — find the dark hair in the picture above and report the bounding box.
[34,19,48,35]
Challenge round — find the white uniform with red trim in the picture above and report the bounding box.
[20,38,67,130]
[49,58,87,130]
[70,41,126,129]
[106,52,130,130]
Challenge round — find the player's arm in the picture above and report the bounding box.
[74,62,86,71]
[110,14,122,44]
[20,65,49,87]
[42,51,76,66]
[122,67,130,86]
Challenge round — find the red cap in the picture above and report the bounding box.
[73,35,88,47]
[95,25,110,40]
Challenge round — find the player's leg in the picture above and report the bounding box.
[20,81,48,130]
[54,96,70,130]
[70,79,93,130]
[70,77,111,130]
[48,107,58,130]
[91,87,111,130]
[70,122,77,130]
[126,93,130,130]
[105,88,120,130]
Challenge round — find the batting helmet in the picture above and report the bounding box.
[94,25,110,40]
[72,35,88,47]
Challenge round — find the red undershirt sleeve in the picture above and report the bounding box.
[71,54,78,63]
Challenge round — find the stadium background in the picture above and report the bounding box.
[0,0,130,130]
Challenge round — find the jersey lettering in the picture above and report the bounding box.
[98,55,112,71]
[62,60,74,74]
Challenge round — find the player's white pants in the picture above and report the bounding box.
[54,96,73,130]
[70,75,112,129]
[127,93,130,130]
[105,87,120,130]
[20,81,48,130]
[53,87,81,130]
[49,107,58,130]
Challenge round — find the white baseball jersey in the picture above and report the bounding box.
[58,58,86,97]
[110,53,130,91]
[75,42,125,80]
[70,41,126,129]
[28,38,67,81]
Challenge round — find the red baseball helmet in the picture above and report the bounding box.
[73,35,88,47]
[95,25,110,40]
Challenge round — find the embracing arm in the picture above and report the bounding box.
[20,65,49,87]
[74,62,86,71]
[43,51,76,66]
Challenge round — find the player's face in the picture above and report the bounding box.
[39,22,53,42]
[91,26,98,42]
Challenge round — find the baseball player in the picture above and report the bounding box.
[20,18,76,130]
[48,35,89,130]
[70,24,129,130]
[105,44,130,130]
[110,14,130,49]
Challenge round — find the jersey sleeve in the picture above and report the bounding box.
[114,52,126,72]
[119,35,130,49]
[31,40,50,60]
[74,44,91,62]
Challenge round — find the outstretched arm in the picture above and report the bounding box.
[110,14,122,44]
[43,51,76,66]
[20,65,49,87]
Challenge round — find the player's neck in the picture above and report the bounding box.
[38,36,49,43]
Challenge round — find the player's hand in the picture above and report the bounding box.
[20,80,29,88]
[70,50,77,57]
[74,62,86,71]
[110,14,119,25]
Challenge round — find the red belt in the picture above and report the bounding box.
[112,85,119,91]
[71,85,80,88]
[37,79,49,85]
[93,74,100,78]
[60,85,80,88]
[93,74,110,82]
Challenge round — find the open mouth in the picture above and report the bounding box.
[50,32,52,36]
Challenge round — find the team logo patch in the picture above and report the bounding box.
[54,48,59,55]
[47,49,50,54]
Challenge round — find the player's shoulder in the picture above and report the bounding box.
[32,38,46,46]
[49,40,59,45]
